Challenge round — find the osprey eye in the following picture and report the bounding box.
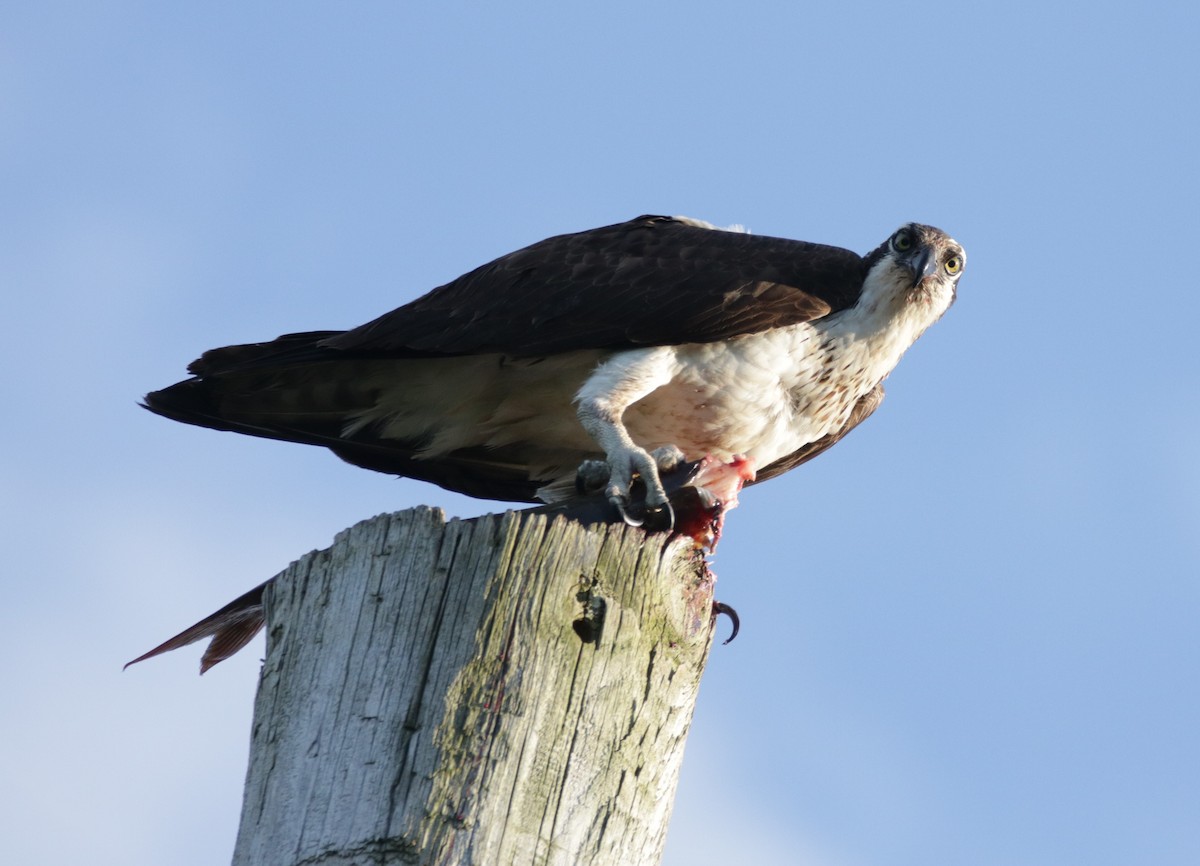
[892,231,913,252]
[944,255,962,275]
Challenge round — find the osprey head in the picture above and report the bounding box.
[862,223,966,318]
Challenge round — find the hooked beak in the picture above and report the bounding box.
[908,247,938,287]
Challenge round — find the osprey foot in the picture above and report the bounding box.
[576,444,686,531]
[635,446,686,529]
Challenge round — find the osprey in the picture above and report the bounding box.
[145,215,965,528]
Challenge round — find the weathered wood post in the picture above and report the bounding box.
[231,505,719,866]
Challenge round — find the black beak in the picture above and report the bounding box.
[908,247,938,287]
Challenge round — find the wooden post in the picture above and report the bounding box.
[231,506,718,866]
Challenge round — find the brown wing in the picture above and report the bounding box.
[316,215,866,359]
[753,384,885,484]
[184,216,865,378]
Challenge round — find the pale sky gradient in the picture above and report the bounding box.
[3,3,1198,864]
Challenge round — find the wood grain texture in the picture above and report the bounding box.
[232,507,718,866]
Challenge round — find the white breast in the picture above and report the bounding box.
[620,271,951,466]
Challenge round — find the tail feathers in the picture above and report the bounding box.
[186,330,344,377]
[144,342,402,447]
[148,329,364,439]
[144,332,553,502]
[124,582,267,674]
[142,372,366,445]
[144,376,547,502]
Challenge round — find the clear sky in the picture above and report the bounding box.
[3,3,1198,864]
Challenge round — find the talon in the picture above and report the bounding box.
[713,601,740,644]
[640,499,675,532]
[612,496,644,527]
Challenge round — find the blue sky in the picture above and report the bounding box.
[3,3,1198,864]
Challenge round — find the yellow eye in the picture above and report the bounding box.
[944,255,962,275]
[892,231,913,252]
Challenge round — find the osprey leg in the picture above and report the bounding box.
[575,347,680,530]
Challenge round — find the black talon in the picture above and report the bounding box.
[615,495,674,532]
[640,500,675,532]
[613,497,644,527]
[713,601,740,644]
